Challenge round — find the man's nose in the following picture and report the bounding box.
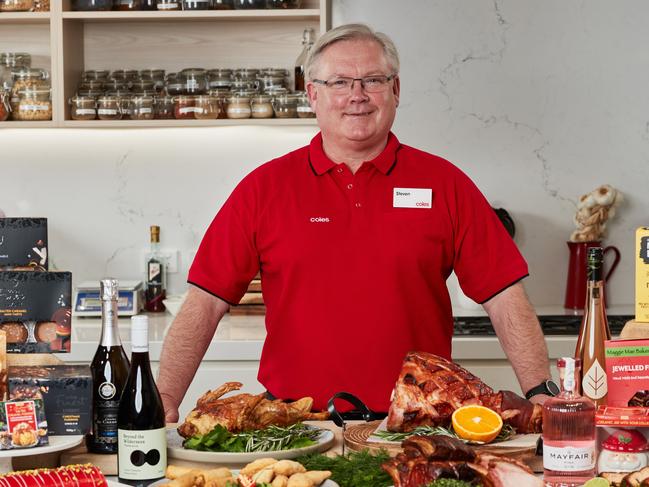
[349,79,369,100]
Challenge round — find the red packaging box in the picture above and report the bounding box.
[596,406,649,475]
[605,339,649,407]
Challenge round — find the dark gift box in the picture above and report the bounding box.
[0,271,72,353]
[9,365,91,436]
[0,218,48,271]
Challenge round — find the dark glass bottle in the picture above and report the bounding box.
[118,315,167,486]
[140,0,157,9]
[114,0,141,10]
[294,27,314,91]
[574,247,611,407]
[145,225,166,312]
[87,278,130,454]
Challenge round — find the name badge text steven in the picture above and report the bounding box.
[393,188,432,208]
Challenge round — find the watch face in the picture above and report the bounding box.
[546,380,560,396]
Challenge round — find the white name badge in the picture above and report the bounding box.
[393,188,432,208]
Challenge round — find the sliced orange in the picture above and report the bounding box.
[451,405,503,443]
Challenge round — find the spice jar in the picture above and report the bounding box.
[103,78,129,92]
[1,52,31,91]
[0,0,34,11]
[194,95,219,119]
[272,93,297,118]
[113,0,141,10]
[71,0,112,9]
[140,69,166,92]
[226,95,251,119]
[130,78,155,92]
[156,0,180,9]
[11,68,49,95]
[97,95,122,120]
[208,88,230,119]
[296,93,314,118]
[251,94,273,119]
[211,0,233,8]
[11,87,52,121]
[82,69,110,80]
[129,95,154,120]
[0,90,10,122]
[182,0,211,9]
[265,0,301,8]
[174,95,197,119]
[77,88,104,99]
[258,75,286,93]
[69,95,97,120]
[232,0,264,8]
[207,69,233,90]
[165,73,184,95]
[78,79,105,91]
[154,94,175,119]
[110,69,138,82]
[179,69,208,95]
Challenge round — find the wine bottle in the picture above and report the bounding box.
[574,247,611,407]
[145,225,166,312]
[294,27,315,92]
[87,278,130,454]
[118,315,167,486]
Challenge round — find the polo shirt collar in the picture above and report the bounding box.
[309,132,401,176]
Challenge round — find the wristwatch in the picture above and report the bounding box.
[525,380,560,400]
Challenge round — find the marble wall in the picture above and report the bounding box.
[2,1,647,308]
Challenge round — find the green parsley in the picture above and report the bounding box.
[297,449,393,487]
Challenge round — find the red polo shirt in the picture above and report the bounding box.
[189,132,528,412]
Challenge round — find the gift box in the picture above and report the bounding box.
[0,399,48,450]
[605,339,649,407]
[0,218,48,271]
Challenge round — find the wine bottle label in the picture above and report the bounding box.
[148,262,162,283]
[543,440,596,471]
[582,359,607,399]
[94,400,119,444]
[118,427,167,480]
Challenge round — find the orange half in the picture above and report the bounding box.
[451,405,503,443]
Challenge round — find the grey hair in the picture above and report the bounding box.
[305,23,400,81]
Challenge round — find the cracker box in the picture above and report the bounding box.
[9,365,91,435]
[0,399,48,450]
[638,227,649,323]
[596,406,649,476]
[0,271,72,353]
[0,218,48,271]
[606,339,649,407]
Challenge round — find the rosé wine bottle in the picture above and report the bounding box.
[543,357,597,486]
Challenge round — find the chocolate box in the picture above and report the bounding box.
[0,271,72,353]
[0,398,48,450]
[9,365,91,436]
[605,339,649,407]
[0,218,48,271]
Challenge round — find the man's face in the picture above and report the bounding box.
[306,39,400,150]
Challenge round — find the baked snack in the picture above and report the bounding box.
[0,464,107,486]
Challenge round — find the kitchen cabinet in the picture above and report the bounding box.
[0,0,328,127]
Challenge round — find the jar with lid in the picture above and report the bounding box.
[173,95,197,119]
[154,94,175,119]
[182,0,210,9]
[0,0,34,11]
[258,75,286,93]
[140,69,166,91]
[296,92,314,118]
[82,69,110,81]
[11,68,49,95]
[272,93,297,118]
[97,95,122,120]
[130,78,155,92]
[179,69,208,95]
[232,0,263,8]
[265,0,301,8]
[156,0,180,9]
[207,69,233,90]
[211,0,232,8]
[71,0,112,9]
[226,95,251,119]
[234,68,260,80]
[194,95,219,119]
[0,90,10,122]
[129,95,154,120]
[11,87,52,121]
[250,94,273,119]
[165,73,184,95]
[113,0,141,10]
[114,94,133,118]
[104,78,129,92]
[0,53,31,70]
[208,88,230,119]
[140,0,156,9]
[110,69,138,82]
[69,95,97,120]
[231,79,258,93]
[78,88,104,99]
[78,78,105,91]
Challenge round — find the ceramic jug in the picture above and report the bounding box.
[564,241,620,309]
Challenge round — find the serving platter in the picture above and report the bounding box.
[149,472,340,487]
[167,426,335,464]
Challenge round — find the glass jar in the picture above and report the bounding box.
[211,0,232,8]
[234,68,259,80]
[258,75,286,92]
[226,95,251,119]
[11,68,49,95]
[1,52,31,90]
[69,95,97,120]
[179,69,208,95]
[82,69,110,81]
[265,0,300,8]
[130,78,155,92]
[173,95,197,119]
[207,69,233,90]
[156,0,180,9]
[130,95,154,120]
[116,94,133,118]
[208,88,230,119]
[296,93,314,118]
[272,93,297,118]
[165,73,184,95]
[113,0,141,9]
[71,0,112,9]
[110,69,138,82]
[260,67,289,78]
[232,0,263,8]
[97,95,122,120]
[250,94,273,119]
[182,0,210,9]
[0,0,34,11]
[140,69,166,91]
[154,94,175,119]
[0,90,10,122]
[194,95,219,119]
[77,88,104,99]
[231,79,258,93]
[104,78,129,92]
[11,87,52,121]
[78,79,105,91]
[140,0,156,8]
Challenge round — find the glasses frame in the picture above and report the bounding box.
[311,74,398,93]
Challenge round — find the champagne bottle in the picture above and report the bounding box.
[574,247,611,407]
[145,225,166,312]
[118,315,167,486]
[87,278,130,454]
[294,27,315,92]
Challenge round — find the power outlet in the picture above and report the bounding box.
[142,248,179,274]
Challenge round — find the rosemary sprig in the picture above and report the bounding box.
[236,423,323,452]
[373,423,516,444]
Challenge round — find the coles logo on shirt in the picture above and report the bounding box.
[309,217,331,223]
[393,188,433,208]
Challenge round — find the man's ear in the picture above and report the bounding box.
[306,82,318,111]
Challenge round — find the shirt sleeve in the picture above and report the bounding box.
[187,176,260,305]
[450,170,529,304]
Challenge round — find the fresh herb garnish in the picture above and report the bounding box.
[425,480,476,487]
[297,449,393,487]
[373,423,516,444]
[183,423,322,453]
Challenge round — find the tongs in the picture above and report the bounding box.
[326,392,387,455]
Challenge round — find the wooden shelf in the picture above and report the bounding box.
[0,12,50,23]
[0,121,57,128]
[62,118,317,128]
[61,9,320,22]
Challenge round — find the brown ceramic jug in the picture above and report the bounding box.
[564,241,620,309]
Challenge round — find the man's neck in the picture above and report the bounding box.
[322,137,388,174]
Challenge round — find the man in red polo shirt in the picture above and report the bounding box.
[158,24,554,422]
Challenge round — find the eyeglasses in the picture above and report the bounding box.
[311,74,397,93]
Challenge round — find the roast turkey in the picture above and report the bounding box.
[387,351,542,434]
